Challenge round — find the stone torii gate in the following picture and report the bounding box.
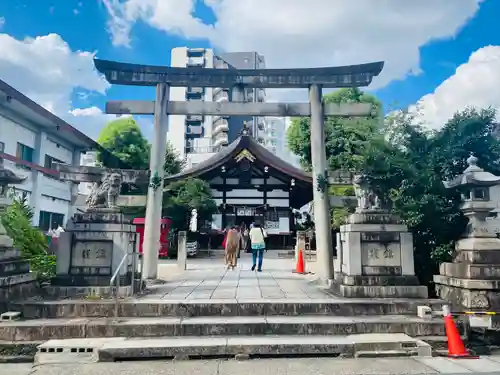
[94,58,384,282]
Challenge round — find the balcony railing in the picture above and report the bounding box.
[186,125,204,135]
[187,57,205,67]
[212,118,229,136]
[186,87,204,100]
[187,48,205,57]
[214,90,229,103]
[186,115,204,122]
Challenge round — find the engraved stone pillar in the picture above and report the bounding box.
[332,176,426,298]
[177,231,187,271]
[309,84,334,282]
[143,83,170,280]
[50,209,138,298]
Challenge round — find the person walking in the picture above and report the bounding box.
[240,223,249,257]
[224,226,240,270]
[249,222,267,272]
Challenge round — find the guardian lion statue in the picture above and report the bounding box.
[85,172,122,209]
[353,174,381,212]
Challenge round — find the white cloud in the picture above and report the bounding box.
[415,45,500,129]
[0,33,118,139]
[103,0,483,94]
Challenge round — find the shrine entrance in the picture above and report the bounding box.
[94,57,384,281]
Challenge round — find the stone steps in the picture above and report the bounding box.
[13,298,446,319]
[0,315,456,342]
[34,334,432,364]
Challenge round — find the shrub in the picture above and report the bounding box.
[0,198,55,281]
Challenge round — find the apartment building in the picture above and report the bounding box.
[168,47,266,168]
[0,79,99,230]
[260,116,285,157]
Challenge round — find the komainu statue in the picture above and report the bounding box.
[85,172,122,209]
[353,174,381,212]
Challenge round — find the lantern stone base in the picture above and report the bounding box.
[0,246,38,313]
[434,238,500,310]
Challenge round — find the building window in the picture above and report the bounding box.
[16,143,34,169]
[38,211,65,231]
[44,155,64,169]
[0,141,4,165]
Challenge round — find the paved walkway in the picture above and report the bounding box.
[147,252,329,300]
[4,356,500,375]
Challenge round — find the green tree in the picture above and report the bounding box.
[162,178,217,231]
[97,117,186,175]
[287,88,383,171]
[163,142,186,176]
[1,197,55,281]
[97,117,151,170]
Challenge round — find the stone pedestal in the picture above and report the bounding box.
[332,210,428,298]
[50,209,139,298]
[434,237,500,310]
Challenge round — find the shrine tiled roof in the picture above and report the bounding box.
[164,133,312,183]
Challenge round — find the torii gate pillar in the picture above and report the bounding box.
[309,84,334,282]
[142,83,170,280]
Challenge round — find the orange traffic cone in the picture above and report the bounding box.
[442,305,478,359]
[293,249,306,274]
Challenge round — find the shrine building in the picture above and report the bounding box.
[163,127,313,249]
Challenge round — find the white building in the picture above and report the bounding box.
[0,79,100,230]
[168,47,266,168]
[79,151,98,195]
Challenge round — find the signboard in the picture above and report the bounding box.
[236,207,255,216]
[71,241,113,268]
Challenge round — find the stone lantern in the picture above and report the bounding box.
[434,154,500,310]
[0,164,36,311]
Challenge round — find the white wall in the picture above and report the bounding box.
[0,107,80,229]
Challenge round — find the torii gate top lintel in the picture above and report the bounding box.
[94,58,384,88]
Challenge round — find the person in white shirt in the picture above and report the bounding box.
[249,222,267,272]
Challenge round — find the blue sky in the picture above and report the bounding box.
[0,0,499,139]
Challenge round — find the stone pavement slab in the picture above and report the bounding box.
[5,356,500,375]
[151,255,329,301]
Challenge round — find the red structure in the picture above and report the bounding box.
[133,217,172,258]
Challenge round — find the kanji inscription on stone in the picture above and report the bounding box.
[361,243,401,267]
[71,241,113,268]
[368,248,379,259]
[383,247,394,259]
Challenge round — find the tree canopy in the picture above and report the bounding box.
[97,117,186,175]
[97,117,150,170]
[287,88,383,171]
